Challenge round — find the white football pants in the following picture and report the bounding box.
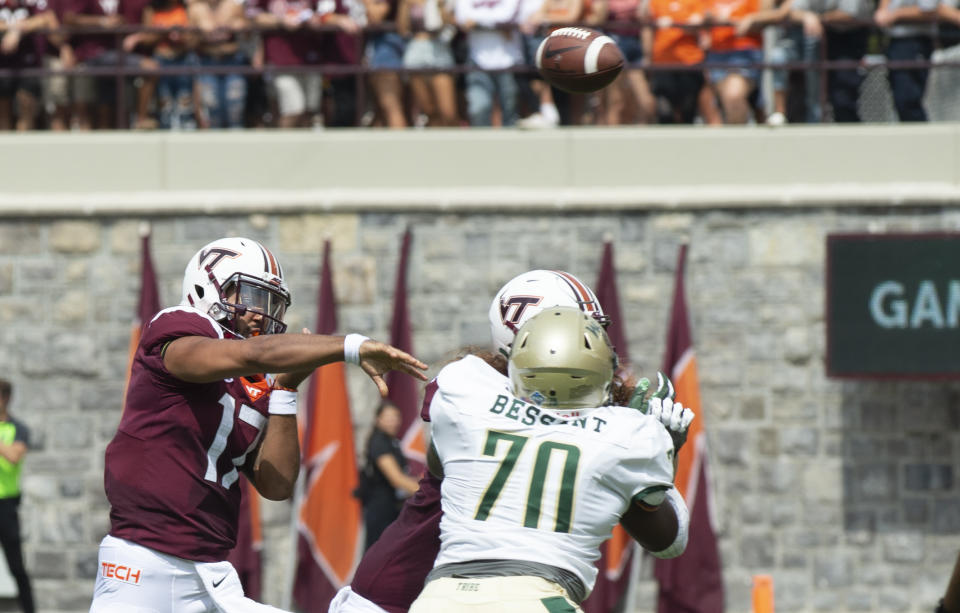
[90,535,291,613]
[408,576,583,613]
[328,586,391,613]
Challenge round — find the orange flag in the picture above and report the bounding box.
[122,225,160,409]
[292,240,364,611]
[655,244,724,613]
[583,240,634,613]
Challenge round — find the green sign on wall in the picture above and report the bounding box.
[827,233,960,379]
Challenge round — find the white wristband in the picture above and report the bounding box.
[343,334,369,365]
[268,389,298,415]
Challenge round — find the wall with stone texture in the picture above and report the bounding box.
[1,207,958,613]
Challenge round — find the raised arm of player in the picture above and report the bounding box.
[163,333,428,389]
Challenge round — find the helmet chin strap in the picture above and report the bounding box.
[205,266,246,335]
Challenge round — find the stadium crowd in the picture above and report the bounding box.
[1,0,959,129]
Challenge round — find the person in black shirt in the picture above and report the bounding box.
[357,402,420,551]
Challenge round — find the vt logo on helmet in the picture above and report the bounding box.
[488,270,610,358]
[181,237,291,337]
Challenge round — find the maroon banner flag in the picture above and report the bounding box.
[227,476,263,600]
[123,225,161,408]
[582,240,633,613]
[655,244,724,613]
[385,228,425,474]
[292,240,364,611]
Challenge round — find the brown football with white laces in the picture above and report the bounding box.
[535,27,625,94]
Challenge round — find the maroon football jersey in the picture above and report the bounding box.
[105,307,273,562]
[350,380,441,612]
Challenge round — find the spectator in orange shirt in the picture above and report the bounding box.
[703,0,769,123]
[643,0,706,123]
[124,0,201,129]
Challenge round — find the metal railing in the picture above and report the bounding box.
[0,18,957,127]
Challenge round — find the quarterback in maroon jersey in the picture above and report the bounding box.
[90,237,426,613]
[331,270,691,613]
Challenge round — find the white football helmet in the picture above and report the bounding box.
[488,269,608,357]
[181,237,291,336]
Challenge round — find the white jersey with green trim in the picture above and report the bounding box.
[428,355,676,594]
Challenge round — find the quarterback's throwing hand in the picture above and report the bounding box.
[649,396,695,452]
[358,340,429,397]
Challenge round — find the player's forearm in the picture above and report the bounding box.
[250,415,300,500]
[242,333,348,373]
[165,333,348,382]
[619,499,679,551]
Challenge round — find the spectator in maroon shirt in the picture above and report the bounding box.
[63,0,159,128]
[250,0,359,127]
[36,0,76,130]
[316,0,363,126]
[0,0,60,130]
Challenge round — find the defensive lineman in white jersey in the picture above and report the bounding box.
[411,307,691,613]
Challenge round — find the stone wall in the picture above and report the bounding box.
[2,208,958,613]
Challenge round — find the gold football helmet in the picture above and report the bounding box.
[508,306,618,410]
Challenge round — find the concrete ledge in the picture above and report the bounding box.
[1,183,960,216]
[0,125,957,214]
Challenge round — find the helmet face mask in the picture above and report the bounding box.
[508,307,618,410]
[219,273,289,336]
[182,237,291,337]
[488,270,609,358]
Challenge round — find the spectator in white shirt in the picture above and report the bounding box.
[455,0,524,126]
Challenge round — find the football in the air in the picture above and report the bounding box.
[535,27,625,94]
